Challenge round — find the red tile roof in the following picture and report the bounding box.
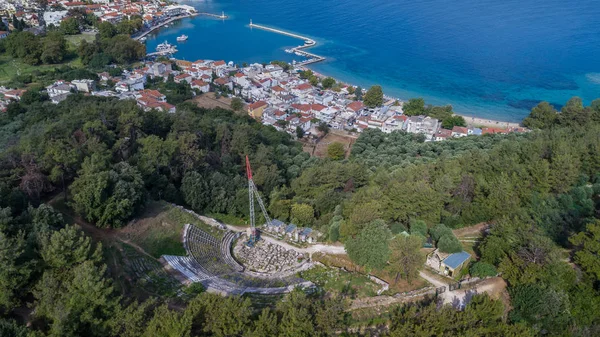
[436,128,452,138]
[347,101,364,112]
[248,101,268,110]
[191,80,208,87]
[295,83,312,91]
[452,126,469,134]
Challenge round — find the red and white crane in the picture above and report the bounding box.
[246,155,272,246]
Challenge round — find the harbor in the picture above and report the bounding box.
[135,11,228,43]
[249,21,325,66]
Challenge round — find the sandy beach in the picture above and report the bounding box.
[458,115,521,128]
[303,68,523,128]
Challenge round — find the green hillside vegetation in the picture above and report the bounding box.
[0,88,599,335]
[117,201,223,258]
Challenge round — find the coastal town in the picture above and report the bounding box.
[1,0,198,30]
[0,0,599,336]
[0,0,527,143]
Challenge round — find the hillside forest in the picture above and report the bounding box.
[0,91,599,336]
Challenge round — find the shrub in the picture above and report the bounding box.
[469,262,497,278]
[437,234,462,253]
[430,223,453,242]
[390,222,408,235]
[410,219,428,237]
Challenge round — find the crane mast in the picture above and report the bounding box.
[246,156,272,246]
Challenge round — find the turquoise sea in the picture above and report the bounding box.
[146,0,600,122]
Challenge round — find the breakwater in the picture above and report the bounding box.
[249,21,325,66]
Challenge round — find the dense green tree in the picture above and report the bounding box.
[291,203,315,226]
[143,304,191,337]
[60,17,80,35]
[437,233,462,253]
[0,231,31,311]
[429,223,453,242]
[317,122,330,135]
[40,225,102,269]
[4,31,42,64]
[71,160,145,228]
[441,115,467,129]
[101,35,145,64]
[230,97,244,111]
[425,104,454,120]
[247,308,279,337]
[276,289,316,337]
[560,96,588,126]
[354,86,363,101]
[327,142,345,160]
[570,221,600,282]
[0,319,28,337]
[509,284,571,333]
[346,219,391,270]
[110,299,158,337]
[388,234,423,282]
[409,219,428,237]
[296,126,305,139]
[33,261,118,337]
[364,85,384,108]
[78,39,100,65]
[522,101,558,129]
[469,261,498,278]
[402,98,426,116]
[98,21,117,39]
[389,295,535,336]
[187,293,252,337]
[321,77,336,89]
[41,31,68,64]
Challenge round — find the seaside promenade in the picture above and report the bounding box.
[249,21,325,66]
[134,12,228,42]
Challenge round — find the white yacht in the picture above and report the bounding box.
[176,34,188,42]
[156,41,176,53]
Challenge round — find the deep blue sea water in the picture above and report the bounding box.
[146,0,600,122]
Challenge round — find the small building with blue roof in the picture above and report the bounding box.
[284,224,297,239]
[264,219,285,234]
[426,249,471,277]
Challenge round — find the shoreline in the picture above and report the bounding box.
[156,16,524,127]
[134,11,229,41]
[457,115,521,129]
[306,68,523,127]
[134,13,199,41]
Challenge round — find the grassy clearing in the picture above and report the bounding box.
[117,201,224,258]
[313,253,428,294]
[207,212,249,227]
[65,32,97,48]
[299,266,379,298]
[0,54,57,85]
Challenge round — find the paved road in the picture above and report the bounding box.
[193,211,347,256]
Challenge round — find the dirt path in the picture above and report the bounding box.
[419,269,506,308]
[48,195,157,261]
[191,93,233,110]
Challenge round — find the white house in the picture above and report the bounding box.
[72,79,96,93]
[191,80,210,93]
